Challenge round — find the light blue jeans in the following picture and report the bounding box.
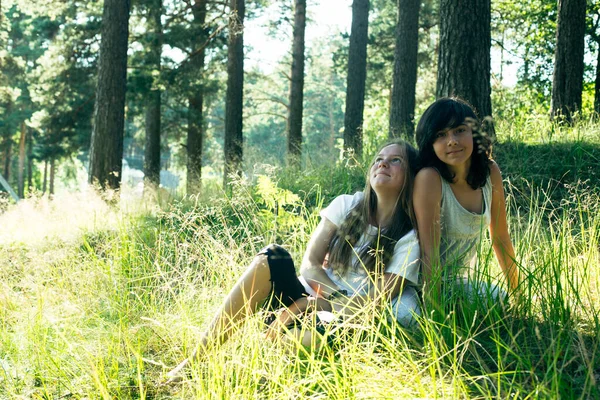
[390,278,508,326]
[390,286,421,327]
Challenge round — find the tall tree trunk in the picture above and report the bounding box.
[17,121,26,198]
[43,159,48,194]
[437,0,492,119]
[88,0,131,190]
[187,0,208,195]
[389,0,420,139]
[27,130,33,192]
[594,40,600,116]
[223,0,245,188]
[343,0,369,158]
[329,70,336,152]
[3,138,11,181]
[49,158,55,195]
[287,0,306,166]
[144,0,162,189]
[550,0,586,123]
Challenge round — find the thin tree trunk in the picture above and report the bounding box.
[223,0,245,188]
[329,71,336,152]
[43,159,48,194]
[343,0,369,158]
[550,0,586,123]
[594,41,600,116]
[27,130,33,192]
[144,90,161,188]
[88,0,131,190]
[17,121,26,198]
[143,0,162,189]
[287,0,306,166]
[49,158,55,195]
[187,0,208,195]
[3,138,11,181]
[437,0,492,119]
[389,0,420,139]
[187,94,204,194]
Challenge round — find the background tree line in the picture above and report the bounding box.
[0,0,598,197]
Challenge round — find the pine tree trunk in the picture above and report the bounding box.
[17,122,26,198]
[389,0,420,139]
[223,0,245,188]
[2,101,11,180]
[343,0,369,158]
[329,70,336,152]
[27,130,33,192]
[187,0,208,195]
[49,158,55,195]
[143,0,162,189]
[43,159,48,194]
[287,0,306,166]
[144,90,161,187]
[550,0,586,123]
[3,137,11,181]
[437,0,492,119]
[88,0,131,190]
[594,41,600,116]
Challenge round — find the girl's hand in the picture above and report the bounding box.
[265,296,333,340]
[265,308,297,340]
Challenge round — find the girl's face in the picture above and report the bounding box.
[369,144,406,197]
[432,122,474,169]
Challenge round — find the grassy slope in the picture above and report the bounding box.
[0,119,599,399]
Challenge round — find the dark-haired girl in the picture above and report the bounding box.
[167,140,421,380]
[413,97,520,310]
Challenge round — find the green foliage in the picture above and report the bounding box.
[493,0,557,98]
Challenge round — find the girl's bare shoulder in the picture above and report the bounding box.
[415,167,442,188]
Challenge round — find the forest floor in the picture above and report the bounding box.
[0,119,599,399]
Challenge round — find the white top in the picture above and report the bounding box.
[438,174,492,279]
[302,192,420,296]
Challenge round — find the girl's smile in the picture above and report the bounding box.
[433,124,474,168]
[370,144,405,194]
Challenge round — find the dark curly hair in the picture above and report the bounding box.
[415,97,492,189]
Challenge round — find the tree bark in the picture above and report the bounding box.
[88,0,131,190]
[594,40,600,116]
[223,0,245,188]
[550,0,586,123]
[389,0,420,139]
[17,121,26,198]
[43,159,48,194]
[343,0,369,158]
[437,0,492,119]
[144,89,161,187]
[49,157,55,195]
[3,137,11,181]
[287,0,306,166]
[143,0,162,189]
[26,129,33,192]
[187,0,208,195]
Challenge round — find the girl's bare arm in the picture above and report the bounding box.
[413,168,443,307]
[489,162,520,291]
[299,218,342,298]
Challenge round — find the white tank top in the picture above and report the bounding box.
[438,173,492,279]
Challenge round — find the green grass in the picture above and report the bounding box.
[0,117,599,399]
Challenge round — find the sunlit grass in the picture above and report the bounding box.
[0,121,599,398]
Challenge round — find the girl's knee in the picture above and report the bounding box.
[250,253,270,269]
[258,244,296,278]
